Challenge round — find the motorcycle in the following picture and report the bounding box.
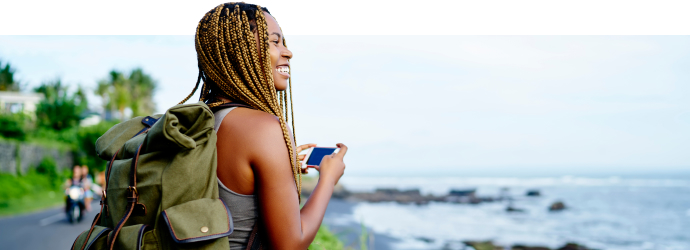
[65,185,85,223]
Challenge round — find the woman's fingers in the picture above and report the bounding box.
[296,143,317,153]
[298,154,306,161]
[335,143,348,159]
[301,165,320,173]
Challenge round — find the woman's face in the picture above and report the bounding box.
[262,13,292,91]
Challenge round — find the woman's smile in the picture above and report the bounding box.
[276,65,290,78]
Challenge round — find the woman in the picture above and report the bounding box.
[179,3,347,249]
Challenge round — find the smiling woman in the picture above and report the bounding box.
[179,2,348,250]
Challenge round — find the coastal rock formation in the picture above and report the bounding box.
[461,241,594,250]
[347,188,444,205]
[512,245,551,250]
[549,201,566,211]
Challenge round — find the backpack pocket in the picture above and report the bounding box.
[72,226,111,250]
[161,198,233,244]
[111,224,154,250]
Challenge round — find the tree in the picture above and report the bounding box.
[34,79,88,131]
[0,60,21,91]
[97,68,157,120]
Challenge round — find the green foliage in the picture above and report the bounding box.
[34,79,88,131]
[0,161,66,209]
[0,112,27,140]
[97,68,157,120]
[0,60,21,91]
[30,126,79,147]
[77,121,117,172]
[359,222,369,250]
[35,157,60,188]
[310,225,346,250]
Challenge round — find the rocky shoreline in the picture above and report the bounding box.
[306,178,589,250]
[461,241,595,250]
[302,180,566,212]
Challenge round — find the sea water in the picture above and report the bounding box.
[332,176,690,250]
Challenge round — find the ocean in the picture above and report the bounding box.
[323,176,690,250]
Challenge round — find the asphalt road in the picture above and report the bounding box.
[0,198,394,250]
[0,202,100,250]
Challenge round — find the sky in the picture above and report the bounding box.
[1,35,688,177]
[0,1,688,177]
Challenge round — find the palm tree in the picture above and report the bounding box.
[0,60,21,91]
[96,68,157,120]
[128,68,156,117]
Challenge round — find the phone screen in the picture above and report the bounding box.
[306,147,337,166]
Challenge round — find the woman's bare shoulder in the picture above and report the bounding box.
[219,107,285,146]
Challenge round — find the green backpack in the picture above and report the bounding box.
[72,102,237,250]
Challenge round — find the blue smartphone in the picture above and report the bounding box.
[304,147,338,167]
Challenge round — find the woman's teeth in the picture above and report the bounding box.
[276,66,289,73]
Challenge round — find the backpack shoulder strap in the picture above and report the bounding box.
[209,102,254,113]
[245,223,262,250]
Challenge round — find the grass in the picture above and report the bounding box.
[0,189,64,217]
[0,158,66,217]
[310,225,346,250]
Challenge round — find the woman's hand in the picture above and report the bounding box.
[314,143,347,185]
[296,143,317,173]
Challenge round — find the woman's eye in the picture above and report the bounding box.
[272,40,279,45]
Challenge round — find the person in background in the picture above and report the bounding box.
[65,165,82,188]
[81,165,94,211]
[91,171,105,200]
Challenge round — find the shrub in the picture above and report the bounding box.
[0,113,26,140]
[35,157,59,188]
[76,121,117,172]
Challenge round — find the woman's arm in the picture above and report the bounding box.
[246,113,346,250]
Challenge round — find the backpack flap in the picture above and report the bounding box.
[161,198,233,244]
[72,226,111,250]
[96,114,163,160]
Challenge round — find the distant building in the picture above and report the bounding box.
[0,91,44,114]
[80,113,102,127]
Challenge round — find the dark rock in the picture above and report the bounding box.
[463,241,505,250]
[549,201,566,211]
[415,236,434,243]
[449,189,476,197]
[526,189,541,196]
[556,242,593,250]
[506,206,526,213]
[512,245,551,250]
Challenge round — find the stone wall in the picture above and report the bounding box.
[0,143,17,173]
[0,142,73,174]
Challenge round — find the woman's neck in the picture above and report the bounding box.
[217,96,233,103]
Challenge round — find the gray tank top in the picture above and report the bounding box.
[214,107,258,250]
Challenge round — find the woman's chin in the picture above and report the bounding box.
[274,82,288,91]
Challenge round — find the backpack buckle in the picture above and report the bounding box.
[127,186,139,203]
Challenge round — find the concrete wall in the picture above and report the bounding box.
[0,142,73,174]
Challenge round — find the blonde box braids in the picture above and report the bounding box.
[179,3,301,199]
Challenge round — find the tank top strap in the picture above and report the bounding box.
[213,107,238,132]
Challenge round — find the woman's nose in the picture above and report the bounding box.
[282,48,293,59]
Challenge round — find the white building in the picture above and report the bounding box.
[0,91,44,114]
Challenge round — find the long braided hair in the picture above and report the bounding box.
[179,2,301,198]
